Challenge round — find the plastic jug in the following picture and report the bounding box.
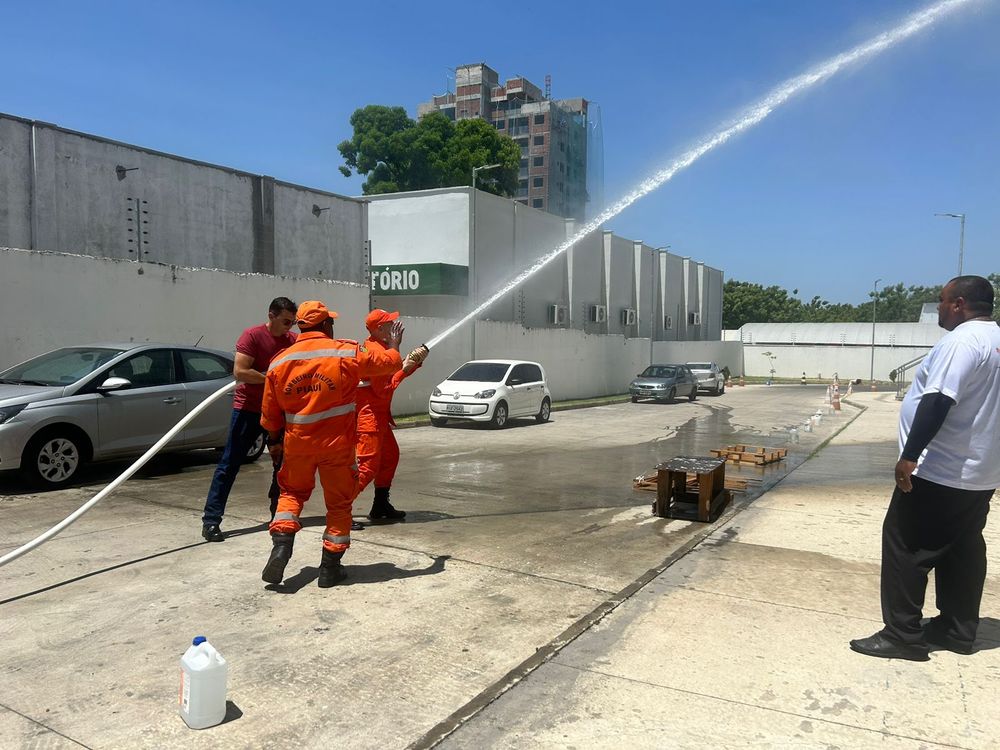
[179,636,228,729]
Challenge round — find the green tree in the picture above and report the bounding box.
[722,277,999,328]
[722,280,803,329]
[337,105,519,196]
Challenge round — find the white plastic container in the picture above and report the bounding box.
[179,636,228,729]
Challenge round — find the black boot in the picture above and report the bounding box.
[318,549,346,588]
[368,486,406,521]
[261,532,295,584]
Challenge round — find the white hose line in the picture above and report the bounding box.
[0,380,236,569]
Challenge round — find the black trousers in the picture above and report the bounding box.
[880,475,994,646]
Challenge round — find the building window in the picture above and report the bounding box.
[532,199,544,208]
[495,120,505,129]
[533,177,544,188]
[533,135,544,146]
[519,179,528,191]
[520,158,528,169]
[534,114,545,125]
[533,156,544,167]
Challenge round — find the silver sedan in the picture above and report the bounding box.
[0,343,258,487]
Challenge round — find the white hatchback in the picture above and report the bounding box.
[428,360,551,428]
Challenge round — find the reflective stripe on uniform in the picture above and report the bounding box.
[273,511,300,523]
[284,402,356,424]
[358,380,371,388]
[323,533,351,545]
[269,347,358,371]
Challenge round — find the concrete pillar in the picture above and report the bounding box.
[251,175,275,274]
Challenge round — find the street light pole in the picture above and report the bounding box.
[870,277,881,390]
[648,245,670,366]
[470,164,503,360]
[935,212,967,276]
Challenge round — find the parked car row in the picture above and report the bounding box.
[1,341,722,489]
[0,346,556,488]
[629,361,727,403]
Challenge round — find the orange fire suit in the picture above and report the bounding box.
[261,331,402,553]
[355,337,420,493]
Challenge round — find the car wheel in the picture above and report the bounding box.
[536,397,551,423]
[667,388,676,403]
[24,429,88,488]
[489,401,509,429]
[630,396,639,403]
[688,388,697,402]
[430,417,448,427]
[243,432,266,463]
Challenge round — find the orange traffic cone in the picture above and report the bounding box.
[725,374,733,388]
[832,384,841,411]
[739,375,745,387]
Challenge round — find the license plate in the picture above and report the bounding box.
[444,404,465,413]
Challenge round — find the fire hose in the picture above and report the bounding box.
[0,380,235,569]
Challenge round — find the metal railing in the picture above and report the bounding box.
[890,354,926,400]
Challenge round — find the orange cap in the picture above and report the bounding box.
[296,300,338,328]
[365,308,400,332]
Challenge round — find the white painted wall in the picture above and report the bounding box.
[0,247,369,370]
[742,344,931,382]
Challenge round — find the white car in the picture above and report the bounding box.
[428,360,551,428]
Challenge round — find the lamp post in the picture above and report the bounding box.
[648,245,670,365]
[470,164,503,360]
[870,277,882,391]
[934,212,966,276]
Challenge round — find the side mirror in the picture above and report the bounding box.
[97,376,132,393]
[508,378,523,386]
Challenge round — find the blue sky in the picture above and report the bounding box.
[3,0,997,304]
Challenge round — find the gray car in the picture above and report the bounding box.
[629,364,698,403]
[0,343,258,487]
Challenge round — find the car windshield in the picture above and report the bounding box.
[687,363,713,370]
[0,347,125,386]
[448,362,511,383]
[640,366,677,379]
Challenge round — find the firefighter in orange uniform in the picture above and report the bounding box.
[355,309,430,524]
[260,301,413,588]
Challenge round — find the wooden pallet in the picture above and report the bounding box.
[709,444,787,466]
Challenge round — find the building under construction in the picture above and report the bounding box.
[417,63,590,221]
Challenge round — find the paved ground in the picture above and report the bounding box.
[2,387,995,748]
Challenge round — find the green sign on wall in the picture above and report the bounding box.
[370,263,468,296]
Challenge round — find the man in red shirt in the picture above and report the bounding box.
[201,297,297,542]
[355,309,429,524]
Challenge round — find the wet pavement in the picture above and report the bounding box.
[5,387,971,748]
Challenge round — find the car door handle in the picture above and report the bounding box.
[162,397,183,405]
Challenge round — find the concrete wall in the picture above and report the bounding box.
[603,232,635,336]
[568,223,603,332]
[0,113,366,281]
[0,246,743,417]
[0,247,369,370]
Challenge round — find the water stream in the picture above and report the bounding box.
[426,0,977,350]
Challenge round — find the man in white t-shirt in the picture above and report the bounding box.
[851,276,1000,661]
